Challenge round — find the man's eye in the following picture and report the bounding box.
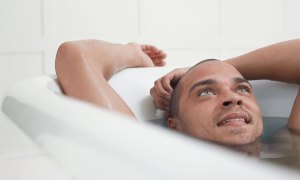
[198,88,214,96]
[237,86,251,93]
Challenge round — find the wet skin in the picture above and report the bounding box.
[169,61,263,145]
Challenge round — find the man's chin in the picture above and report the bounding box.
[214,125,263,145]
[216,134,259,146]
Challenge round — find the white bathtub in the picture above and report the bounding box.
[1,67,300,179]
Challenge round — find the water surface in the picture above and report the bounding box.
[149,116,300,169]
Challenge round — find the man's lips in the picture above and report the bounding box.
[217,113,250,127]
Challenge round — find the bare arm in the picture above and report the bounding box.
[225,39,300,131]
[226,39,300,83]
[55,39,166,118]
[151,39,300,130]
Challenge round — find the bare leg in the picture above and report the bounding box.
[55,39,166,118]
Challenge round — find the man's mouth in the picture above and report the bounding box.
[217,113,250,127]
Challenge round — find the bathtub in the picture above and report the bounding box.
[1,67,300,179]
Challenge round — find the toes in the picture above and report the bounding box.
[140,44,166,66]
[141,44,159,53]
[153,57,166,66]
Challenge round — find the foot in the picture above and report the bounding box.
[128,42,167,67]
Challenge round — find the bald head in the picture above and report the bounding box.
[167,59,262,145]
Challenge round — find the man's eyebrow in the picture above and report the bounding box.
[189,79,217,94]
[234,77,252,87]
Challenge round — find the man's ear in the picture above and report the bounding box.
[168,117,181,131]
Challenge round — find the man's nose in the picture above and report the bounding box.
[221,92,243,108]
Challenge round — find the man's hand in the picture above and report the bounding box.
[150,67,189,113]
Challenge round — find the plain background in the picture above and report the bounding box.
[0,0,300,95]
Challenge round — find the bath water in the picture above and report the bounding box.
[149,117,300,169]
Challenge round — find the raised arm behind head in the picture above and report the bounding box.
[226,39,300,131]
[151,39,300,131]
[226,39,300,84]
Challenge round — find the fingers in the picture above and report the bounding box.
[154,78,171,98]
[150,87,170,111]
[161,75,174,94]
[149,67,190,112]
[149,74,175,112]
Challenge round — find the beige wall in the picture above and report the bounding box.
[1,0,300,94]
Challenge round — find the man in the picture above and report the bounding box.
[55,39,300,146]
[155,59,263,145]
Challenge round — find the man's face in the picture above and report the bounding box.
[169,61,263,145]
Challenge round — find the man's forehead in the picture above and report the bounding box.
[193,60,236,71]
[183,61,243,82]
